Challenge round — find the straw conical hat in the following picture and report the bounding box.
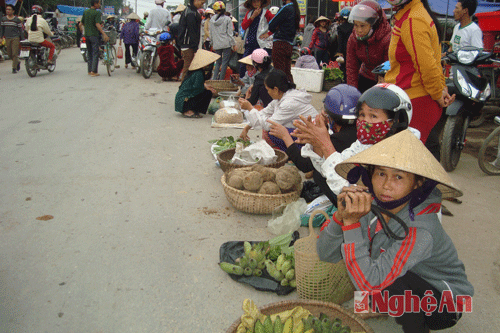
[189,49,221,71]
[335,130,463,198]
[174,4,186,13]
[231,16,238,23]
[314,16,331,26]
[126,13,141,20]
[238,54,253,66]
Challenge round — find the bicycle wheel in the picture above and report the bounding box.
[478,126,500,175]
[110,45,116,72]
[106,44,112,76]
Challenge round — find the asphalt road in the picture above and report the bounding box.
[0,47,499,333]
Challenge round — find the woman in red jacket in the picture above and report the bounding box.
[346,0,391,93]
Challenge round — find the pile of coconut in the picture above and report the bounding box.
[226,165,302,194]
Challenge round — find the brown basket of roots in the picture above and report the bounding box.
[206,80,239,95]
[217,148,288,173]
[221,168,302,214]
[226,299,374,333]
[294,210,357,305]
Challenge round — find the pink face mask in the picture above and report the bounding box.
[356,119,392,145]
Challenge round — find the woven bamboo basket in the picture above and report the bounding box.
[217,148,288,173]
[294,210,356,305]
[206,80,238,95]
[221,169,302,214]
[226,299,374,333]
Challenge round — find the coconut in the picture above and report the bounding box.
[243,171,263,192]
[258,181,281,195]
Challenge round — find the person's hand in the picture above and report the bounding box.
[230,74,243,86]
[259,32,270,40]
[238,98,252,111]
[232,45,237,52]
[437,89,455,108]
[240,126,251,141]
[292,114,336,157]
[205,84,217,96]
[102,33,109,42]
[337,185,372,226]
[251,8,262,19]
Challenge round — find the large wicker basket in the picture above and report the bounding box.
[295,210,356,305]
[105,30,117,45]
[221,169,302,214]
[226,299,374,333]
[206,80,238,95]
[217,148,288,173]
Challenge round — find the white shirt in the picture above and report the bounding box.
[145,5,171,31]
[451,22,483,51]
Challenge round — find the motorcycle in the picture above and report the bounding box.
[136,28,160,79]
[19,38,58,77]
[478,115,500,175]
[441,46,495,171]
[80,36,88,62]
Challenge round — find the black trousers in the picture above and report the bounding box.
[183,89,212,114]
[357,74,377,94]
[124,43,138,65]
[383,271,462,333]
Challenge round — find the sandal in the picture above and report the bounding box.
[182,111,198,118]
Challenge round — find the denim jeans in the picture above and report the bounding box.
[212,47,232,80]
[87,36,100,73]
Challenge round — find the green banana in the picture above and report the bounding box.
[253,268,262,277]
[244,241,252,257]
[244,267,253,276]
[285,269,295,280]
[263,316,273,333]
[249,258,258,269]
[219,262,244,275]
[274,316,283,333]
[255,319,265,333]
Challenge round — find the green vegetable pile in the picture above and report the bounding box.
[209,136,251,155]
[251,312,352,333]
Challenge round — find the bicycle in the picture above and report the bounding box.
[478,116,500,175]
[102,40,116,76]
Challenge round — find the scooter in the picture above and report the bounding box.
[136,28,160,79]
[441,46,494,171]
[19,38,58,77]
[80,36,88,62]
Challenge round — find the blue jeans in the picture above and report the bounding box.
[87,36,100,73]
[212,48,232,80]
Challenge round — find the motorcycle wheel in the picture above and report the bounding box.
[55,41,62,55]
[25,54,37,77]
[478,125,500,175]
[82,50,88,62]
[141,51,153,79]
[440,115,467,172]
[47,60,56,72]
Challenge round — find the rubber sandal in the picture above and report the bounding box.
[182,112,197,118]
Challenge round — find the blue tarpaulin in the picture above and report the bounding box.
[56,5,90,16]
[5,0,18,5]
[378,0,500,15]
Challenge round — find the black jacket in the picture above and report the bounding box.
[337,22,353,57]
[248,66,274,107]
[286,124,357,205]
[268,3,296,44]
[178,5,201,50]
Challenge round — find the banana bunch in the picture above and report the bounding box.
[302,314,351,333]
[251,314,351,333]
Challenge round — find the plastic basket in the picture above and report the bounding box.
[476,11,500,32]
[217,148,288,173]
[105,30,117,45]
[294,210,356,304]
[226,299,374,333]
[291,67,325,92]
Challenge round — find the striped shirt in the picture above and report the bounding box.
[1,16,23,39]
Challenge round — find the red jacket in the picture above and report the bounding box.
[241,9,274,30]
[346,17,392,88]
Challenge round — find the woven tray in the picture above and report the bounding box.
[217,148,288,173]
[206,80,239,95]
[221,170,302,214]
[226,299,374,333]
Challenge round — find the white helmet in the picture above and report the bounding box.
[356,83,412,134]
[143,11,149,17]
[269,6,279,15]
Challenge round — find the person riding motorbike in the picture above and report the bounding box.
[25,5,55,65]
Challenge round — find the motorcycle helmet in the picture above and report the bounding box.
[324,84,361,125]
[197,8,206,16]
[348,0,381,26]
[269,6,279,15]
[371,60,390,76]
[299,47,311,56]
[340,7,351,19]
[205,8,215,15]
[356,83,413,135]
[143,11,149,17]
[159,32,172,41]
[212,1,225,11]
[31,5,43,14]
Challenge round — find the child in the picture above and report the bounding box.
[309,16,331,66]
[230,54,256,98]
[246,48,274,108]
[294,47,320,70]
[238,69,318,151]
[157,32,184,81]
[174,49,219,118]
[268,84,360,204]
[294,83,418,197]
[317,129,473,333]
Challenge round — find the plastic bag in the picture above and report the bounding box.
[117,46,123,59]
[268,198,308,235]
[231,140,278,166]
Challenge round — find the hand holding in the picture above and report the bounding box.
[337,186,372,226]
[293,114,335,157]
[251,8,262,19]
[267,120,290,140]
[238,98,252,111]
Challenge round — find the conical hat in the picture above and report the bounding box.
[314,16,331,26]
[238,54,253,66]
[189,49,221,71]
[174,4,186,13]
[231,16,238,23]
[334,130,463,198]
[126,13,141,20]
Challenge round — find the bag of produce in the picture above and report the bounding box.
[268,198,307,235]
[214,107,244,124]
[230,140,277,166]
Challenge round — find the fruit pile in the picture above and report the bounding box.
[252,313,352,333]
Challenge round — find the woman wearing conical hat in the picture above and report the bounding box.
[317,129,473,333]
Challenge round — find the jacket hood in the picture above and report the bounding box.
[368,16,391,44]
[283,89,312,104]
[211,14,228,26]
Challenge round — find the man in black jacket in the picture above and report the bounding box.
[178,0,205,81]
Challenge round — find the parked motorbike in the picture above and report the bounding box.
[478,115,500,175]
[80,36,88,62]
[441,46,495,171]
[136,28,160,79]
[19,39,58,77]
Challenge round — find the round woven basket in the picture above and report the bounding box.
[226,299,374,333]
[295,210,356,305]
[206,80,238,95]
[221,170,302,214]
[217,148,288,173]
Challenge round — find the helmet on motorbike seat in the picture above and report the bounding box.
[340,7,351,19]
[212,1,225,11]
[348,0,382,27]
[356,83,413,136]
[269,6,279,15]
[324,84,361,126]
[299,47,311,56]
[159,32,172,41]
[31,5,43,14]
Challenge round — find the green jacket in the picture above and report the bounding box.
[175,70,205,112]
